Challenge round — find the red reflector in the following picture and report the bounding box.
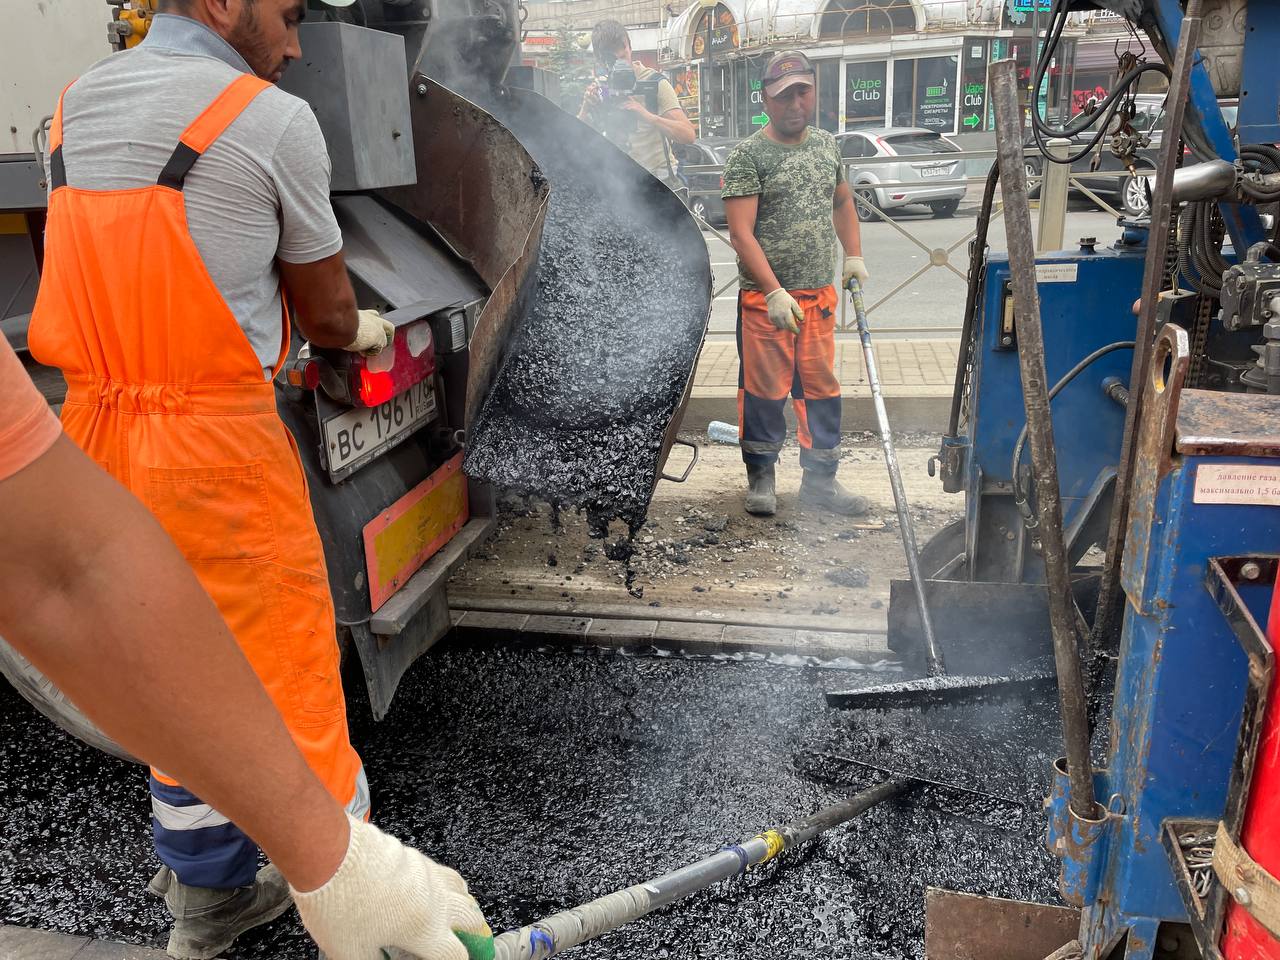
[285,357,321,390]
[359,368,397,407]
[891,193,905,200]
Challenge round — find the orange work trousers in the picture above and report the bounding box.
[736,284,842,473]
[29,74,367,888]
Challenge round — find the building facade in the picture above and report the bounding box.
[521,0,673,70]
[657,0,1151,141]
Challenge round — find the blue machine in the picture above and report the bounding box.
[1042,327,1280,959]
[962,238,1145,583]
[915,2,1280,957]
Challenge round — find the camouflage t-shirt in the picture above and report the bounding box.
[721,127,845,291]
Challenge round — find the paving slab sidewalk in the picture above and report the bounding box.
[0,926,168,960]
[684,336,960,431]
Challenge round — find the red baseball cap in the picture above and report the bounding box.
[762,51,815,97]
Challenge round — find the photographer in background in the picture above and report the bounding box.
[578,19,695,191]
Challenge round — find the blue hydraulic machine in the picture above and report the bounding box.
[909,1,1280,958]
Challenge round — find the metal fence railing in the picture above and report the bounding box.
[681,145,1149,340]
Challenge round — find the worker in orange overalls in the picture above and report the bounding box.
[721,51,870,518]
[0,338,492,960]
[28,1,394,956]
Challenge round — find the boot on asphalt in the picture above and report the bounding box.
[744,462,777,516]
[149,863,293,960]
[799,470,869,516]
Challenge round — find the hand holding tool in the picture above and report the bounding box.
[344,309,395,357]
[764,288,803,333]
[293,815,494,960]
[842,255,869,288]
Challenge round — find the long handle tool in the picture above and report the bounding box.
[829,284,1058,710]
[486,779,912,960]
[848,278,943,676]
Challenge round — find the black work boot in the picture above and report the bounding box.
[744,462,777,516]
[799,469,869,516]
[149,863,293,960]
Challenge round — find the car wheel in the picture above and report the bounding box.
[1122,174,1151,217]
[930,198,961,219]
[854,187,881,222]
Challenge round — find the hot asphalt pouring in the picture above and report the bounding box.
[1,639,1067,959]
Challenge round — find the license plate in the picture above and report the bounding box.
[322,381,437,480]
[920,165,951,179]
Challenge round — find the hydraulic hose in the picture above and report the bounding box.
[1010,341,1137,515]
[1028,0,1170,167]
[484,780,914,960]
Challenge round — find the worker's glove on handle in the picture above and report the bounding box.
[345,309,396,357]
[291,815,495,960]
[842,256,869,288]
[764,288,804,334]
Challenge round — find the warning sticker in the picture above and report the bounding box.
[1194,464,1280,505]
[1035,263,1079,283]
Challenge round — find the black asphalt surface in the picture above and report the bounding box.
[1,636,1066,959]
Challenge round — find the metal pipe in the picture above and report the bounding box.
[487,779,913,960]
[1090,0,1205,654]
[991,58,1097,821]
[1171,158,1237,204]
[849,279,944,676]
[1037,137,1072,253]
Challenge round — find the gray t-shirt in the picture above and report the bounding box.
[51,14,341,377]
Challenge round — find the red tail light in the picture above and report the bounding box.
[358,367,397,406]
[339,320,436,408]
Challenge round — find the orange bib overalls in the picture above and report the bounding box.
[29,75,367,888]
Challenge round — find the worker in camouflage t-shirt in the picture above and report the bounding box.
[721,51,871,517]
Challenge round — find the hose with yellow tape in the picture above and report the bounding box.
[479,778,913,960]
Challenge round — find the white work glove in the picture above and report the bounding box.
[292,815,493,960]
[764,288,804,334]
[344,309,395,357]
[842,256,870,288]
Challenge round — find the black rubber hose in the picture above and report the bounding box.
[1028,0,1170,165]
[1196,201,1229,287]
[1178,206,1208,294]
[946,161,1001,438]
[1011,341,1138,513]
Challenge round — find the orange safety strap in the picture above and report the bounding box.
[157,73,271,191]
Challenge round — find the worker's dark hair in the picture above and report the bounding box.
[591,19,629,62]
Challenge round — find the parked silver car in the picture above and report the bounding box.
[835,127,967,220]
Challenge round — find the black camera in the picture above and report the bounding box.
[594,58,661,143]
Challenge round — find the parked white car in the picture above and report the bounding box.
[835,127,968,220]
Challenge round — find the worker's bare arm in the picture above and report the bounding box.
[833,181,863,259]
[725,194,783,293]
[0,436,349,893]
[278,251,360,348]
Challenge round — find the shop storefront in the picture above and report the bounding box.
[840,50,961,134]
[658,0,1088,141]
